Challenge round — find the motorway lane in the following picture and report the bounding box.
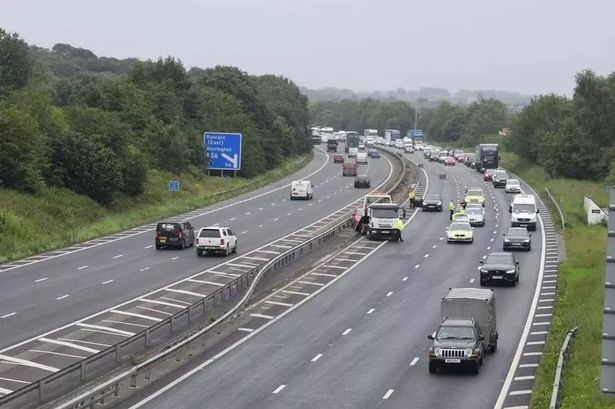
[127,151,543,409]
[0,147,392,349]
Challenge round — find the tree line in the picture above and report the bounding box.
[311,71,615,182]
[310,97,510,147]
[0,28,312,204]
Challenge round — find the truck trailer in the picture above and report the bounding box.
[428,288,498,374]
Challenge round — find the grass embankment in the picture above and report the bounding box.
[501,152,613,408]
[0,152,313,263]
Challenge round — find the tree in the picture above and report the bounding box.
[0,28,33,96]
[509,94,572,162]
[0,104,44,191]
[50,132,123,204]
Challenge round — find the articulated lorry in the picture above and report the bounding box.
[428,288,498,374]
[352,194,405,240]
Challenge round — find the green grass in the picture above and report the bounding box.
[0,152,313,263]
[501,152,614,408]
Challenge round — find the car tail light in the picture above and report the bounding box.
[155,231,160,239]
[220,239,225,246]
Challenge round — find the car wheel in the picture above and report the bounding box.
[470,238,474,244]
[180,240,186,250]
[233,241,238,254]
[471,361,480,375]
[516,273,519,282]
[196,249,203,257]
[155,243,161,250]
[429,361,438,374]
[224,245,230,257]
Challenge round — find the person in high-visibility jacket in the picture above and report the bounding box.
[448,201,455,220]
[393,218,405,242]
[408,189,416,209]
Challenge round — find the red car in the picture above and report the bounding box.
[333,154,344,163]
[483,168,495,181]
[444,156,456,166]
[455,154,466,163]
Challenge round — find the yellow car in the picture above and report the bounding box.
[446,221,474,243]
[463,188,485,207]
[452,212,470,223]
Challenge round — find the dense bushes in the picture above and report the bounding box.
[0,28,312,204]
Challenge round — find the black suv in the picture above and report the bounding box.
[422,193,443,211]
[155,221,195,250]
[492,170,509,188]
[503,227,532,251]
[479,252,519,286]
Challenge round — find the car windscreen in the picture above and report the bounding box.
[485,254,513,265]
[466,190,483,196]
[437,326,475,340]
[495,172,509,179]
[450,223,471,231]
[424,194,441,201]
[512,204,535,213]
[466,208,482,216]
[199,229,221,238]
[372,208,398,218]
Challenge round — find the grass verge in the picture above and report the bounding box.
[501,152,613,408]
[0,152,313,263]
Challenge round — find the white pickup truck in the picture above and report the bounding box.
[196,226,238,257]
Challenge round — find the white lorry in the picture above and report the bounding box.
[352,194,405,240]
[290,180,313,200]
[428,288,498,374]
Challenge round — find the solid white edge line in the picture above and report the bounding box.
[494,212,546,408]
[0,147,330,273]
[125,186,425,409]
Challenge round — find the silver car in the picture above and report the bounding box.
[466,207,485,226]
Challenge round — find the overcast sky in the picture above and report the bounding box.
[2,0,614,95]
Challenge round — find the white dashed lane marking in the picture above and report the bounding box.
[34,277,48,283]
[56,295,69,300]
[342,328,352,336]
[272,385,286,394]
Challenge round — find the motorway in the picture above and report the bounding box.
[120,151,546,409]
[0,145,395,398]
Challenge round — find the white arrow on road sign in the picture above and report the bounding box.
[221,153,239,169]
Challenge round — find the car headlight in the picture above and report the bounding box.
[464,348,473,357]
[523,239,530,243]
[437,202,442,206]
[434,347,442,356]
[506,268,516,274]
[480,268,488,273]
[504,239,510,243]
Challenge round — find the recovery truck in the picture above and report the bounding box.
[428,288,498,374]
[352,194,405,240]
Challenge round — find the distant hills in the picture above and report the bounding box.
[300,86,534,108]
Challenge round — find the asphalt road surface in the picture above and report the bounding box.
[0,146,391,351]
[123,151,545,409]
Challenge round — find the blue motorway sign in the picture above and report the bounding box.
[168,180,180,192]
[412,129,424,137]
[203,132,242,171]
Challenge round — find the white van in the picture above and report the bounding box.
[290,180,313,200]
[394,139,404,149]
[510,194,538,231]
[356,151,368,164]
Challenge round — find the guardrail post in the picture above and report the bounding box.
[144,367,151,380]
[130,373,137,389]
[38,379,45,402]
[80,360,86,381]
[113,383,119,397]
[145,329,151,348]
[115,344,121,363]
